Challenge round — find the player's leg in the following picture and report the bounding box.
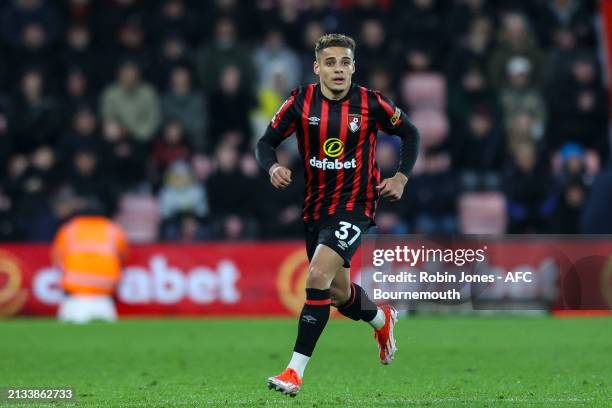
[293,243,343,363]
[332,269,398,364]
[329,265,351,307]
[268,244,343,396]
[313,214,399,364]
[334,269,381,326]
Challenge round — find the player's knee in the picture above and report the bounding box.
[306,264,333,289]
[330,285,350,307]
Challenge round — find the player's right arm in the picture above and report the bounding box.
[255,89,299,189]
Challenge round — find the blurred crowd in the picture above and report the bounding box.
[0,0,609,242]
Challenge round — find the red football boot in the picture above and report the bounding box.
[267,368,302,397]
[374,305,398,365]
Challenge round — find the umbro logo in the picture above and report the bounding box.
[308,116,320,126]
[337,240,348,250]
[302,315,317,324]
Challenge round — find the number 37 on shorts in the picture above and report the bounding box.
[334,221,362,251]
[304,215,372,266]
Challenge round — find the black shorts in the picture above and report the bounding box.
[304,213,373,268]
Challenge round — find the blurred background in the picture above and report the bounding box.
[0,0,610,245]
[1,4,610,403]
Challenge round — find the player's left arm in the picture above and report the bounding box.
[373,92,420,202]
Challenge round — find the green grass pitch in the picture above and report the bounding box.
[1,316,611,407]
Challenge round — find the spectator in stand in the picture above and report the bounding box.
[239,151,273,228]
[59,105,101,165]
[250,1,297,49]
[7,146,59,240]
[100,119,147,190]
[504,143,557,233]
[256,65,289,116]
[536,0,596,49]
[208,65,256,153]
[1,0,61,81]
[158,160,208,240]
[150,120,192,188]
[546,53,608,161]
[1,0,60,50]
[368,67,395,101]
[581,162,612,233]
[150,0,200,46]
[392,0,446,72]
[252,67,294,154]
[0,1,606,240]
[207,143,258,239]
[447,0,495,39]
[451,104,505,175]
[154,34,193,89]
[499,56,547,142]
[165,213,209,241]
[254,30,301,95]
[61,0,96,27]
[4,154,30,205]
[13,68,61,152]
[556,142,591,188]
[199,0,254,42]
[94,0,146,48]
[447,16,497,124]
[345,0,390,28]
[60,24,99,89]
[61,68,97,123]
[298,21,324,84]
[110,16,154,80]
[489,12,545,89]
[409,149,459,234]
[459,15,494,67]
[543,27,579,95]
[161,66,207,152]
[354,18,389,83]
[299,0,346,36]
[101,60,161,143]
[67,148,118,216]
[195,17,255,93]
[505,112,539,160]
[549,143,589,233]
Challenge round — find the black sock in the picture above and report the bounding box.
[337,283,378,322]
[293,288,331,357]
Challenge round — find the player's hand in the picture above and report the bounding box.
[269,164,292,189]
[376,172,408,202]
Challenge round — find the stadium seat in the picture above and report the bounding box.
[458,192,507,234]
[401,73,446,110]
[114,194,160,243]
[409,109,449,148]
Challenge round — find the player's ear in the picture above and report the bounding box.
[313,60,319,75]
[351,60,355,74]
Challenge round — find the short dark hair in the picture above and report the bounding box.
[314,33,356,59]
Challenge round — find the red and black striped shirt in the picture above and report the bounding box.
[256,83,419,224]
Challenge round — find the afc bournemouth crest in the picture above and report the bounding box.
[348,114,361,133]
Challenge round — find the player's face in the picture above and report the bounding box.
[314,47,355,96]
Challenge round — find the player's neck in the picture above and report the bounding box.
[319,82,351,101]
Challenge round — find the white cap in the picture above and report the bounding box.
[507,56,531,75]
